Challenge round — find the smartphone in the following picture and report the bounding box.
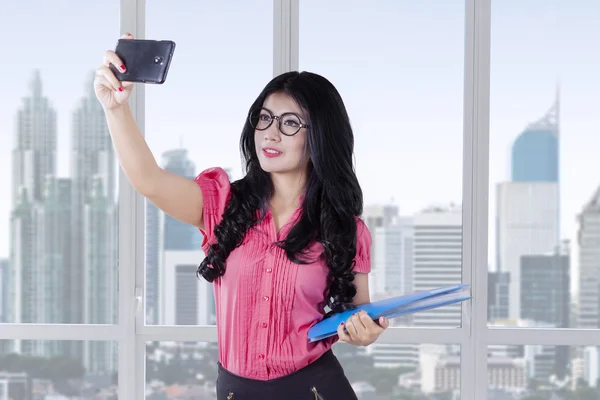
[110,39,176,84]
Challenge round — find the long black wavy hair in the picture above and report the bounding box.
[196,71,363,314]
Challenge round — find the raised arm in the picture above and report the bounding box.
[94,33,205,229]
[104,105,205,228]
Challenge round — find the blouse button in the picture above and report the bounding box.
[266,268,272,273]
[264,296,269,302]
[258,354,265,360]
[262,322,268,328]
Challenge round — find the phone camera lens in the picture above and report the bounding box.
[154,56,164,65]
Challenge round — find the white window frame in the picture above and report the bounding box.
[2,1,599,400]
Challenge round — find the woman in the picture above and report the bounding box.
[95,33,389,400]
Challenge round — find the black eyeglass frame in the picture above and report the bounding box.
[248,107,310,136]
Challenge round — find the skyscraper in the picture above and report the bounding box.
[496,94,561,319]
[8,70,118,369]
[41,177,73,326]
[496,182,559,319]
[71,73,118,371]
[146,199,160,325]
[371,217,413,296]
[511,96,559,183]
[0,259,7,323]
[11,70,57,206]
[10,71,57,336]
[161,149,202,250]
[147,149,203,325]
[520,242,570,379]
[577,186,600,329]
[412,205,462,328]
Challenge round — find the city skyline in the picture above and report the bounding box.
[2,0,600,397]
[0,62,596,400]
[2,0,600,266]
[3,70,598,303]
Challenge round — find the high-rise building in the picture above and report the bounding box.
[160,250,212,326]
[11,70,57,206]
[362,204,400,233]
[146,200,160,325]
[0,259,7,323]
[10,71,118,368]
[371,217,413,296]
[71,72,117,325]
[488,271,510,321]
[496,95,561,320]
[9,71,57,346]
[147,149,206,325]
[511,96,559,183]
[520,242,570,328]
[496,182,559,319]
[362,204,399,293]
[412,205,462,327]
[9,190,35,328]
[520,242,570,378]
[577,186,600,329]
[368,212,418,369]
[71,73,118,372]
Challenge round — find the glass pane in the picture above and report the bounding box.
[144,1,273,326]
[299,0,465,328]
[486,345,598,399]
[0,340,118,399]
[146,341,460,399]
[488,1,600,328]
[0,2,119,324]
[336,342,461,399]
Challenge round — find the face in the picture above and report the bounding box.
[253,91,309,175]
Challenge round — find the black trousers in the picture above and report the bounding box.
[216,350,358,400]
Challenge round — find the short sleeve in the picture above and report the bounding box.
[194,167,231,251]
[353,217,372,274]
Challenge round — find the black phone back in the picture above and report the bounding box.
[110,39,176,84]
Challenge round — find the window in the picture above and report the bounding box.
[487,1,600,330]
[144,0,274,326]
[0,340,118,398]
[144,341,461,398]
[1,1,119,327]
[0,2,120,397]
[3,1,599,399]
[299,0,466,331]
[485,0,600,397]
[297,1,466,396]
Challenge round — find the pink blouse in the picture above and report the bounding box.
[195,167,372,380]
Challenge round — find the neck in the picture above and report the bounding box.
[270,171,306,209]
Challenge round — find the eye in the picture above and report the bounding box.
[282,115,301,127]
[259,113,271,121]
[284,120,299,127]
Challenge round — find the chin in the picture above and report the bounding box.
[258,157,292,174]
[259,161,284,173]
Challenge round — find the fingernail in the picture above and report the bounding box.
[120,65,126,71]
[340,322,344,325]
[118,87,123,92]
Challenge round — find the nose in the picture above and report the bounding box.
[263,119,281,141]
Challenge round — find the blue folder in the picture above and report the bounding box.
[308,284,471,342]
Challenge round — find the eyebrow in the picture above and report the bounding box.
[263,106,307,121]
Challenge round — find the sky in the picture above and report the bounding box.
[1,0,600,298]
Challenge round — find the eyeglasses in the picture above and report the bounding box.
[248,107,309,136]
